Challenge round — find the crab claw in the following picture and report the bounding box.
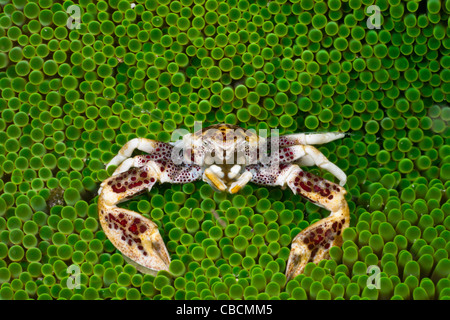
[285,208,349,280]
[284,166,349,280]
[98,165,171,272]
[98,151,203,273]
[102,207,171,271]
[246,162,349,280]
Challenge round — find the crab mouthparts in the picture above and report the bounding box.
[203,164,246,193]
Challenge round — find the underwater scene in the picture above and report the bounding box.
[0,0,449,301]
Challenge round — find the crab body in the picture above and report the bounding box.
[98,124,349,279]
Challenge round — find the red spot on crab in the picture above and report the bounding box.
[129,224,138,234]
[300,182,311,192]
[332,222,337,231]
[314,235,323,244]
[112,185,126,193]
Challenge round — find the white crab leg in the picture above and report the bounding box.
[112,155,153,177]
[246,163,349,280]
[298,145,347,186]
[278,132,345,147]
[275,145,346,186]
[107,138,169,169]
[296,154,315,166]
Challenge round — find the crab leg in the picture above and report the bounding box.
[98,156,202,272]
[277,132,345,147]
[276,145,346,186]
[106,138,172,169]
[296,145,347,186]
[247,163,349,280]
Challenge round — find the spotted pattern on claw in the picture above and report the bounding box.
[292,172,335,198]
[243,160,349,279]
[302,218,346,251]
[110,167,152,193]
[105,213,148,255]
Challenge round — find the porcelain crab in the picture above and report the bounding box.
[98,124,349,280]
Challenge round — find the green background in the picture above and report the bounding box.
[0,0,449,300]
